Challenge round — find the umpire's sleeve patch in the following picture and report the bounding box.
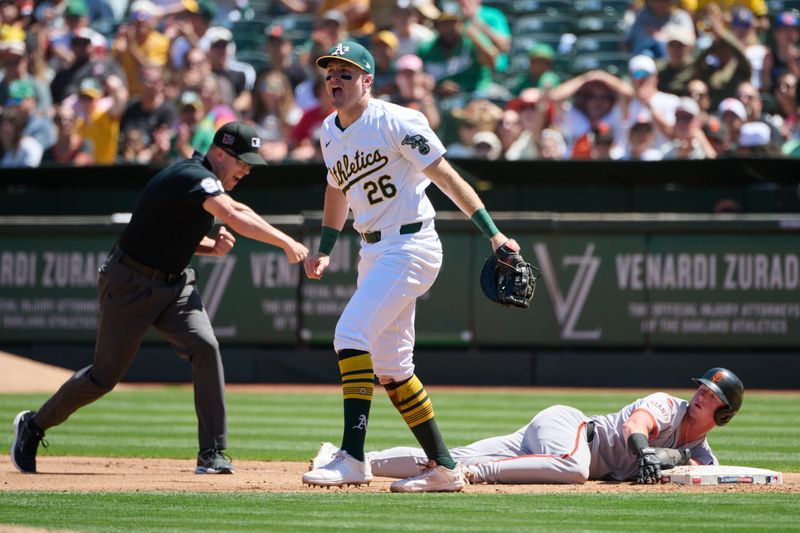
[201,177,223,194]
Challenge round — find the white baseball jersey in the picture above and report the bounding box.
[320,99,445,233]
[369,394,718,483]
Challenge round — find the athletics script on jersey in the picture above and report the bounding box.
[328,149,388,191]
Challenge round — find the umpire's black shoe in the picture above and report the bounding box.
[11,410,46,473]
[196,448,234,474]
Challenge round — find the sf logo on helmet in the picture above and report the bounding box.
[332,43,350,56]
[711,371,724,383]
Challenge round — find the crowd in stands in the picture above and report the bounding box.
[0,0,798,167]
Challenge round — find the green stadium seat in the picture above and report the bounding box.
[569,51,630,75]
[512,0,574,15]
[572,33,626,54]
[574,14,625,34]
[573,0,632,15]
[513,14,574,34]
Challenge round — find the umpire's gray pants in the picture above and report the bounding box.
[35,248,227,451]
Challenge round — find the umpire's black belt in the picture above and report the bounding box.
[586,420,596,443]
[360,221,424,244]
[119,251,183,283]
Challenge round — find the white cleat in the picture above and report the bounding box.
[390,461,467,493]
[309,442,340,471]
[302,449,372,487]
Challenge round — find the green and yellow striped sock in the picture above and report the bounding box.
[337,350,374,462]
[385,375,456,470]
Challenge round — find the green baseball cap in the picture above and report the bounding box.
[212,121,267,167]
[8,79,35,102]
[529,43,555,60]
[316,41,375,74]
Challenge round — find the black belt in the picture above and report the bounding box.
[586,420,596,443]
[119,252,183,283]
[361,222,423,244]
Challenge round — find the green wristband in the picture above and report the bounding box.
[470,208,500,239]
[318,226,340,256]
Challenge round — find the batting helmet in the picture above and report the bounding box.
[692,367,744,426]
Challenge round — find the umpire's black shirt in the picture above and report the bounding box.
[118,152,225,274]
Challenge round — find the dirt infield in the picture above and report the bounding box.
[1,457,797,494]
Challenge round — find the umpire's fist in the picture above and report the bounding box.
[212,226,236,256]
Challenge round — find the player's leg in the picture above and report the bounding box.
[468,406,591,484]
[154,270,232,474]
[13,257,163,473]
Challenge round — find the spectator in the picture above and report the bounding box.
[588,122,617,160]
[548,69,631,157]
[471,130,503,160]
[717,96,747,147]
[371,30,399,97]
[626,0,695,59]
[735,120,778,156]
[735,80,783,147]
[702,115,733,156]
[166,0,215,70]
[295,11,348,109]
[41,102,94,166]
[316,0,374,37]
[112,0,169,98]
[118,126,152,163]
[390,0,437,58]
[656,24,696,96]
[175,46,235,104]
[197,74,237,132]
[289,77,332,161]
[0,105,43,167]
[511,43,560,95]
[690,3,752,107]
[47,0,107,71]
[773,73,797,138]
[50,26,124,103]
[203,26,256,116]
[119,65,177,147]
[263,24,306,88]
[75,75,128,164]
[627,54,680,150]
[390,53,440,130]
[686,78,712,123]
[661,96,716,159]
[693,0,769,32]
[170,89,210,160]
[496,109,522,157]
[419,1,497,100]
[621,111,663,160]
[729,8,767,91]
[5,78,55,150]
[459,0,511,74]
[762,11,800,94]
[250,69,301,161]
[445,115,479,157]
[504,88,543,160]
[0,40,52,113]
[538,128,567,160]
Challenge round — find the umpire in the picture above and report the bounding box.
[11,121,309,475]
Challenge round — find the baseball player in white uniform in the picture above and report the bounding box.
[302,41,521,493]
[311,368,744,484]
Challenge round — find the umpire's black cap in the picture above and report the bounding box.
[212,121,267,166]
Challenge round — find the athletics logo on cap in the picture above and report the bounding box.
[316,41,375,74]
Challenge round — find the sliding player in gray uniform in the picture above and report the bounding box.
[311,368,744,484]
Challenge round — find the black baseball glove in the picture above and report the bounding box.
[636,447,692,484]
[480,242,540,309]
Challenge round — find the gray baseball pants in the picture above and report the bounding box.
[34,247,227,451]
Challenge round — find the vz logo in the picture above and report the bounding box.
[352,414,368,430]
[402,134,430,155]
[534,243,601,340]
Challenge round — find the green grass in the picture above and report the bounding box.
[1,387,799,532]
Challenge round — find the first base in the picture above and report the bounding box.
[661,465,783,485]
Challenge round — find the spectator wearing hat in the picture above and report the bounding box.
[728,7,768,91]
[621,111,663,160]
[47,0,106,70]
[4,78,56,151]
[50,25,125,103]
[120,65,177,149]
[511,43,560,96]
[626,0,695,59]
[588,121,617,160]
[736,120,778,156]
[717,96,747,146]
[471,130,503,160]
[41,102,94,166]
[661,95,717,159]
[166,0,216,70]
[627,54,680,150]
[702,115,733,156]
[0,40,52,113]
[548,69,631,157]
[459,0,512,74]
[418,1,497,100]
[390,0,437,58]
[371,30,400,97]
[112,0,169,98]
[504,88,544,160]
[203,26,256,116]
[735,80,784,147]
[316,0,375,37]
[390,53,440,129]
[657,24,696,96]
[689,3,752,108]
[75,74,129,164]
[762,11,800,94]
[0,105,42,167]
[170,89,210,161]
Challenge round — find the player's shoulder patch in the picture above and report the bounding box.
[200,176,223,194]
[401,133,431,155]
